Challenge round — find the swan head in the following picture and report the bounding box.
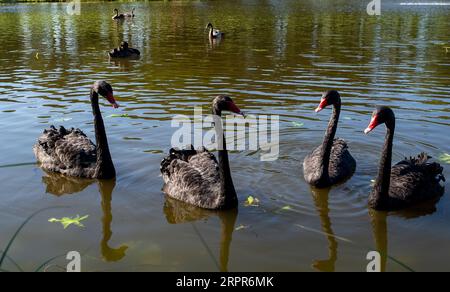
[92,81,119,109]
[364,106,395,134]
[315,90,340,113]
[120,41,129,50]
[206,23,213,29]
[213,95,244,116]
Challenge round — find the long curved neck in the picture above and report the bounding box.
[213,108,238,209]
[371,121,395,208]
[209,26,214,38]
[318,102,340,184]
[91,89,116,179]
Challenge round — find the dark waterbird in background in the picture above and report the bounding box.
[206,23,225,40]
[303,90,356,188]
[109,41,140,59]
[364,106,445,211]
[33,81,119,179]
[160,96,244,210]
[112,8,125,20]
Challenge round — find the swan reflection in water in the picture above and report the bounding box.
[163,196,238,272]
[42,173,128,262]
[369,197,441,272]
[310,187,338,272]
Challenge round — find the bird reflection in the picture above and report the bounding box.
[163,196,237,272]
[42,172,128,262]
[98,179,128,262]
[310,187,338,272]
[369,198,441,272]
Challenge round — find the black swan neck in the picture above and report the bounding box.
[91,89,116,179]
[371,122,395,208]
[318,102,340,184]
[214,108,238,209]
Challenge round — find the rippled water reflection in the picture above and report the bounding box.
[0,1,449,271]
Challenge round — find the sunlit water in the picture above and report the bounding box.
[0,0,449,272]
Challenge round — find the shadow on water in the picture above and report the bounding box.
[42,173,128,263]
[310,187,338,272]
[163,197,237,272]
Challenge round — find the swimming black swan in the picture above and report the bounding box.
[206,23,224,39]
[112,9,125,20]
[33,81,119,179]
[364,106,445,210]
[303,90,356,188]
[160,95,244,210]
[109,41,140,58]
[124,8,135,18]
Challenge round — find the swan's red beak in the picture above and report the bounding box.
[315,98,328,113]
[364,115,379,134]
[106,93,119,108]
[228,101,245,116]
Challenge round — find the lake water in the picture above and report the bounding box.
[0,0,449,272]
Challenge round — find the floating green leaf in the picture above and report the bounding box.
[108,114,129,118]
[235,225,250,231]
[291,122,304,128]
[49,215,89,229]
[244,196,260,207]
[252,49,268,52]
[280,205,292,211]
[438,153,450,164]
[54,118,72,122]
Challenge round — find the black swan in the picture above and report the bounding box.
[108,41,140,58]
[124,8,135,18]
[112,9,125,20]
[160,95,244,210]
[364,106,445,210]
[33,81,119,179]
[206,23,224,39]
[303,90,356,188]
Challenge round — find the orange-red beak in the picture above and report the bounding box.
[315,98,328,113]
[106,92,119,108]
[228,101,244,116]
[364,115,379,134]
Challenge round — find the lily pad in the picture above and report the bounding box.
[438,153,450,164]
[49,215,89,229]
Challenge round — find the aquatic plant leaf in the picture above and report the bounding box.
[108,114,129,118]
[235,225,250,231]
[281,206,292,211]
[54,118,72,122]
[438,153,450,164]
[35,53,39,60]
[244,196,260,206]
[48,215,89,229]
[291,122,304,128]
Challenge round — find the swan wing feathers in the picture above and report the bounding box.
[390,152,445,202]
[161,147,223,209]
[34,126,96,173]
[328,138,356,182]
